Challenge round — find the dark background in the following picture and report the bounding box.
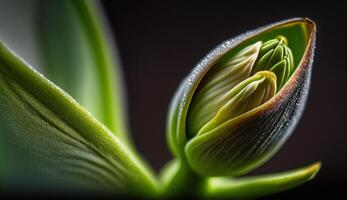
[101,0,347,198]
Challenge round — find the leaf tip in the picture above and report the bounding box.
[305,161,321,180]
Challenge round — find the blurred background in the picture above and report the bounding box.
[0,0,346,198]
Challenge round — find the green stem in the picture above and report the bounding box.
[161,159,206,198]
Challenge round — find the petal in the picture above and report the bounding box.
[187,42,261,137]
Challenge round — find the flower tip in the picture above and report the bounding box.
[255,70,277,83]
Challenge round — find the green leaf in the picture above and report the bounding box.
[203,162,321,199]
[37,0,130,145]
[0,41,158,196]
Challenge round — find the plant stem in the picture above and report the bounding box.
[161,159,206,198]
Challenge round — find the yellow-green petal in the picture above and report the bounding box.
[187,42,262,137]
[198,71,277,135]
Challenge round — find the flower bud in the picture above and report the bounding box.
[167,18,316,176]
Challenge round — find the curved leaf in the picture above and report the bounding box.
[37,0,130,145]
[204,162,321,199]
[0,42,158,196]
